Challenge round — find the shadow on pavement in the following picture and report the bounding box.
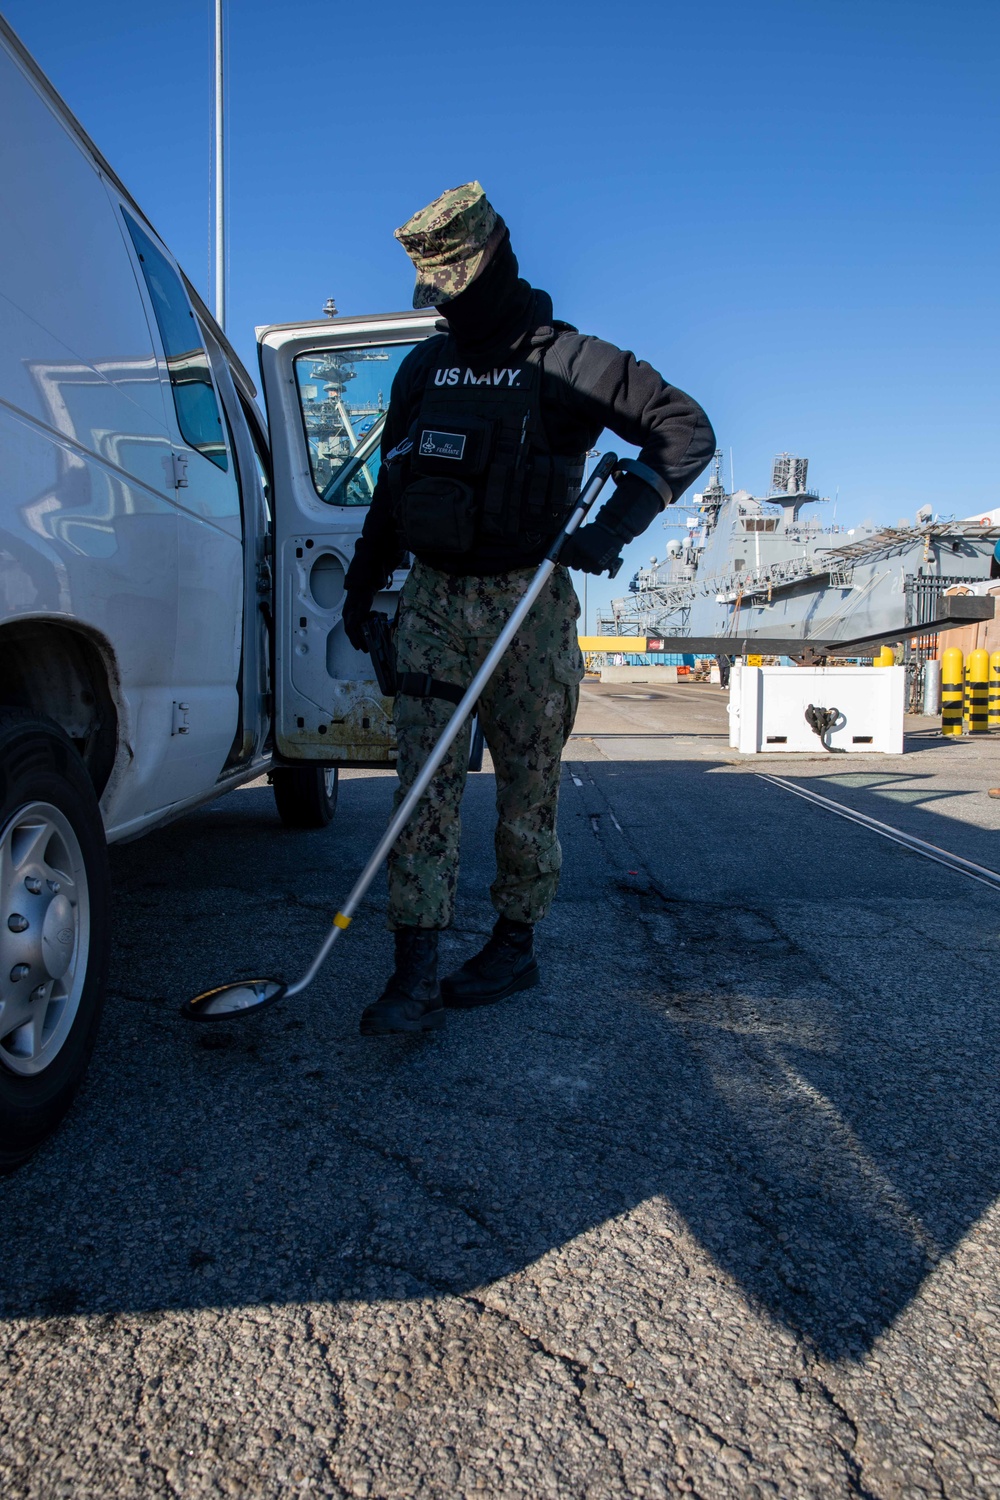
[0,756,996,1366]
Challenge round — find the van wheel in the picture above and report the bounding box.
[0,710,110,1171]
[272,766,339,828]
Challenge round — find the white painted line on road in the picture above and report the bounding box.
[610,812,623,833]
[568,732,728,739]
[759,773,1000,892]
[571,775,584,787]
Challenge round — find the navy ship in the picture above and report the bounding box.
[600,452,998,657]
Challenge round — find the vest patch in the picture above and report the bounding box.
[433,367,521,388]
[419,428,466,461]
[385,436,414,463]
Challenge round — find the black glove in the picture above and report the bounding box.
[561,468,672,575]
[559,521,625,576]
[342,589,375,652]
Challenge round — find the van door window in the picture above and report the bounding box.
[123,213,229,472]
[294,343,416,504]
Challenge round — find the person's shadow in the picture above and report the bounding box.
[0,756,996,1365]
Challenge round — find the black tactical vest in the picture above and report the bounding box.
[388,334,585,561]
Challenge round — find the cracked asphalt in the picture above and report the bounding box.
[2,680,1000,1497]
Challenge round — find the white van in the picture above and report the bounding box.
[0,15,438,1164]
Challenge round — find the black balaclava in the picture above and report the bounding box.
[436,228,536,352]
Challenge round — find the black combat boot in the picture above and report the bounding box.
[359,929,445,1036]
[440,916,539,1009]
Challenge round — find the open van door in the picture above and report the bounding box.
[258,311,438,765]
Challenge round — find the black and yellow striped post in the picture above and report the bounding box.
[989,651,1000,730]
[965,647,990,735]
[942,647,964,736]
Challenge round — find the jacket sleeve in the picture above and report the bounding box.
[343,374,411,596]
[555,335,716,541]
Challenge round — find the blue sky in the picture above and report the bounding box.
[5,0,997,628]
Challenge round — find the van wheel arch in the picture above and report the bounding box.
[0,621,119,798]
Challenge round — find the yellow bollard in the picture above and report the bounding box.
[990,652,1000,730]
[965,647,990,735]
[942,647,964,735]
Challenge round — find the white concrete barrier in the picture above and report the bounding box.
[729,666,905,754]
[599,665,679,685]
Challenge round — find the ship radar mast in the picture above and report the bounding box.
[695,448,728,532]
[767,452,824,524]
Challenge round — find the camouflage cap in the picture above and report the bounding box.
[395,182,502,309]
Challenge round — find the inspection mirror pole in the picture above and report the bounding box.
[213,0,225,330]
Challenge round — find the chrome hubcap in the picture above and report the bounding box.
[0,802,90,1076]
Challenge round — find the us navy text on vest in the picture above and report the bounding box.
[433,367,522,387]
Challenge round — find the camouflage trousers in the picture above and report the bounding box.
[388,559,584,930]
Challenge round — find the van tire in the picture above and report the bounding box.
[0,709,110,1172]
[272,766,339,828]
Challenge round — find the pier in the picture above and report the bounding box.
[1,681,998,1496]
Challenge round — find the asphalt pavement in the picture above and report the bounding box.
[2,680,1000,1498]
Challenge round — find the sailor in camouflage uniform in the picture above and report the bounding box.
[343,183,714,1035]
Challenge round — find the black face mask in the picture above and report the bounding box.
[437,231,534,351]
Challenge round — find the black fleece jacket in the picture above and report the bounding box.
[345,255,715,590]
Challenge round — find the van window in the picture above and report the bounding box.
[294,343,416,504]
[124,214,229,471]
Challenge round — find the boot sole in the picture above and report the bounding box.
[441,962,540,1010]
[359,1006,446,1037]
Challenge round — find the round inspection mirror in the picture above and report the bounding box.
[181,978,286,1022]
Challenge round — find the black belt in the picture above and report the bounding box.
[396,672,466,706]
